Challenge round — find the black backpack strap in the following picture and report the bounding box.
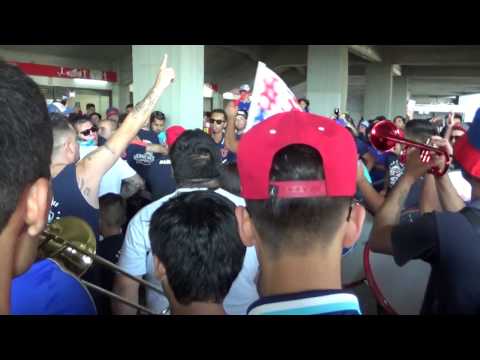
[460,207,480,238]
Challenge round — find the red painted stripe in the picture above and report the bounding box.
[8,61,117,83]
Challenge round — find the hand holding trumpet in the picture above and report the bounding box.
[370,120,451,178]
[404,136,453,180]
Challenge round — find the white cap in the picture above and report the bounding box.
[239,84,250,92]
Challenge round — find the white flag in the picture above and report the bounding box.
[245,62,302,133]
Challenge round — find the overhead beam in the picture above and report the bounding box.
[403,65,480,78]
[219,45,261,63]
[382,46,480,66]
[348,45,382,62]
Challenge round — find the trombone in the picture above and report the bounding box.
[38,217,168,315]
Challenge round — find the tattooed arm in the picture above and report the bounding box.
[76,55,175,208]
[369,148,434,255]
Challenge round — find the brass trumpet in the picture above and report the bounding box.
[370,120,451,176]
[38,217,168,315]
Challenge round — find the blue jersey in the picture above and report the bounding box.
[123,131,160,183]
[138,129,159,144]
[11,259,96,315]
[145,155,177,201]
[124,143,156,181]
[50,164,99,240]
[238,100,251,112]
[215,136,236,164]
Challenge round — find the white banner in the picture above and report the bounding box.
[245,62,302,133]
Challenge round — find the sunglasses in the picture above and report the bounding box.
[80,125,98,136]
[209,119,225,125]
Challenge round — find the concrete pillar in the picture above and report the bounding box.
[212,92,223,109]
[306,45,349,117]
[118,84,131,111]
[111,83,120,109]
[112,83,130,111]
[391,77,409,118]
[132,45,204,130]
[112,56,133,111]
[363,64,393,120]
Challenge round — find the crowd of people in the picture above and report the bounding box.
[0,54,479,316]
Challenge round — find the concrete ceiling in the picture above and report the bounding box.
[3,45,480,101]
[206,45,480,99]
[0,45,132,61]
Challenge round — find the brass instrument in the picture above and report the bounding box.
[370,120,451,177]
[39,217,168,315]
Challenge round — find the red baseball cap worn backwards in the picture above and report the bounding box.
[237,111,357,200]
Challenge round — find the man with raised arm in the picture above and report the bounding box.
[49,55,175,239]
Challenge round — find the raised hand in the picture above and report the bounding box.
[430,135,453,156]
[225,101,237,121]
[447,112,455,127]
[156,54,176,90]
[404,147,434,180]
[429,136,453,173]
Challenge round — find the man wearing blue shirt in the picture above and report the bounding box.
[11,259,96,315]
[236,111,366,315]
[209,109,236,164]
[0,61,53,314]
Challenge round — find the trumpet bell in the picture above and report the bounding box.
[370,120,402,152]
[39,217,96,278]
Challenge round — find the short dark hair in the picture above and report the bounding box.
[0,61,53,230]
[51,113,76,150]
[454,113,463,122]
[150,111,166,124]
[169,129,221,187]
[211,109,227,120]
[98,118,118,130]
[88,112,102,120]
[393,115,406,125]
[86,103,95,110]
[405,119,437,143]
[99,193,126,228]
[72,116,93,131]
[149,191,246,305]
[298,98,310,107]
[125,191,151,225]
[126,104,133,109]
[219,162,241,196]
[67,112,82,125]
[246,144,351,256]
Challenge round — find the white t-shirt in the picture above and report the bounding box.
[80,145,137,196]
[117,187,260,315]
[448,169,472,202]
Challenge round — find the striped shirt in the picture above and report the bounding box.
[247,290,361,315]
